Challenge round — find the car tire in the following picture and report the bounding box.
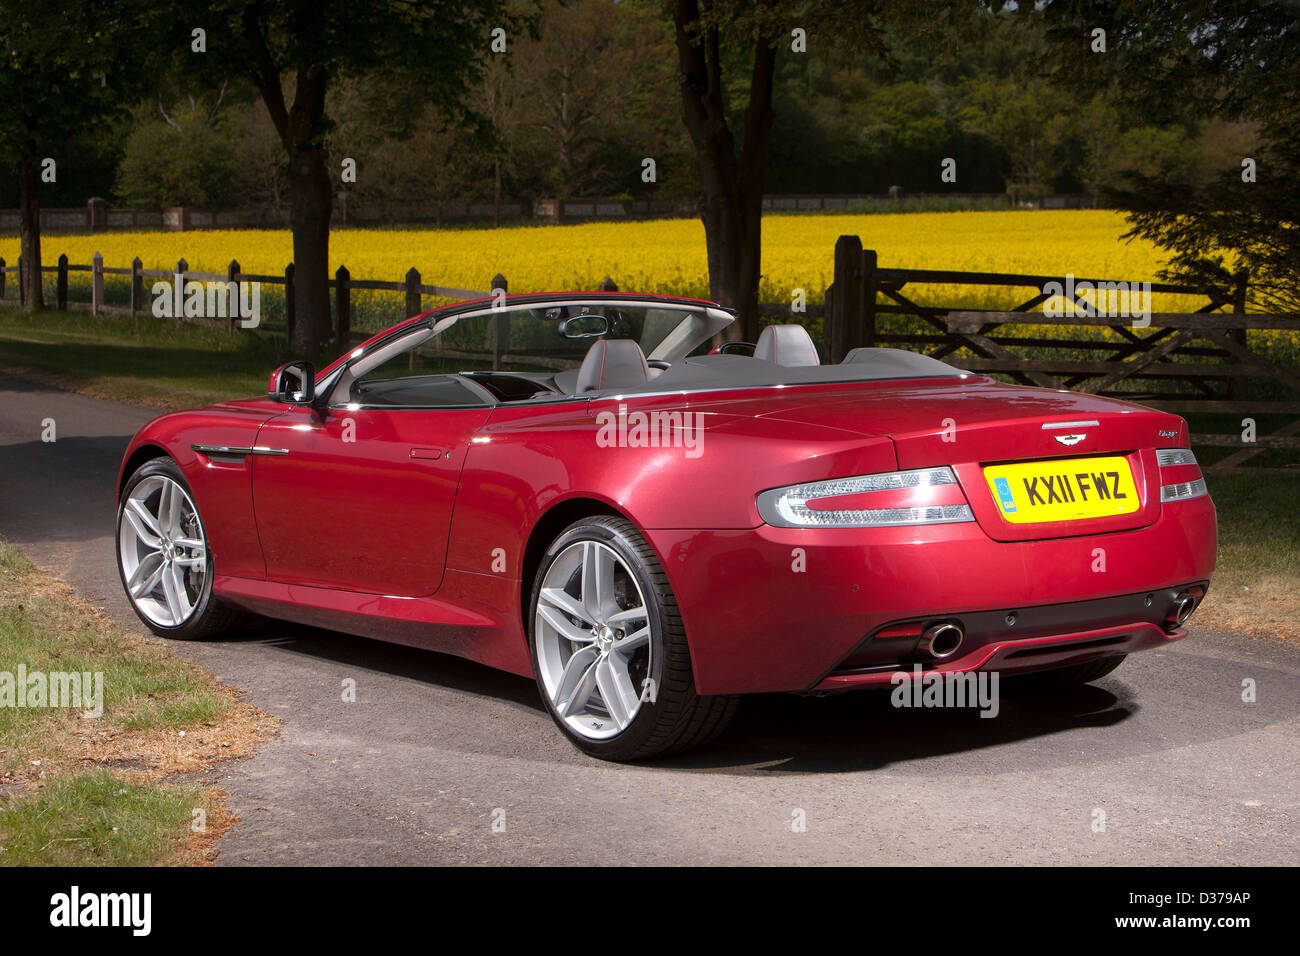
[116,456,243,640]
[528,515,738,761]
[1010,654,1126,691]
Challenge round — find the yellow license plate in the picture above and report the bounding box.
[983,456,1140,523]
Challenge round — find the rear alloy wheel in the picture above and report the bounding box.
[116,456,242,640]
[529,516,738,760]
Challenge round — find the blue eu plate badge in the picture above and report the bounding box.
[993,476,1017,513]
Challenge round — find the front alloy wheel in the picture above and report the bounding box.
[528,516,738,760]
[116,456,241,639]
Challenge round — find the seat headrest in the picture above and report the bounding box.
[754,324,820,367]
[576,338,650,393]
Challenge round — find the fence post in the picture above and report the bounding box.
[335,264,351,351]
[92,252,105,316]
[227,259,240,333]
[176,259,188,319]
[491,272,508,370]
[861,248,878,350]
[599,276,618,292]
[57,254,68,310]
[0,257,5,301]
[1231,274,1248,400]
[405,267,421,317]
[284,263,296,348]
[824,283,837,359]
[130,257,143,315]
[17,256,24,307]
[828,235,862,362]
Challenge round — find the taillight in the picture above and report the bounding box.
[1155,448,1208,502]
[1155,448,1197,467]
[756,467,975,528]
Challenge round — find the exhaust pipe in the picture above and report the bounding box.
[1170,591,1199,627]
[921,622,964,660]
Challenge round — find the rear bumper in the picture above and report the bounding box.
[812,621,1185,693]
[646,495,1216,695]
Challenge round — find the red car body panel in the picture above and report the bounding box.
[117,297,1218,697]
[645,494,1215,693]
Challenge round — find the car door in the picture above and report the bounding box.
[250,330,493,597]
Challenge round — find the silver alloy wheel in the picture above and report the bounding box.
[534,540,653,740]
[117,474,209,628]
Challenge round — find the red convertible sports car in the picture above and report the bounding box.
[116,293,1217,759]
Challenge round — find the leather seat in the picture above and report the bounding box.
[576,339,650,392]
[754,324,820,366]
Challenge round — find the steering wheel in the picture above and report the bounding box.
[647,359,671,371]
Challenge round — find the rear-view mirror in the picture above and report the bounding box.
[558,313,609,339]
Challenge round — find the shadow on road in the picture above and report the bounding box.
[204,615,1154,774]
[663,682,1134,773]
[211,616,543,710]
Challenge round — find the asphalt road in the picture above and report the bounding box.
[0,372,1296,865]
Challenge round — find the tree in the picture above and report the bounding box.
[191,0,518,352]
[668,0,967,340]
[1039,0,1300,311]
[511,0,679,197]
[0,1,160,311]
[330,80,482,225]
[117,91,242,207]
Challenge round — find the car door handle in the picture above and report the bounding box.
[410,447,445,460]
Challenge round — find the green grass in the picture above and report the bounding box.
[0,543,228,771]
[1208,473,1300,581]
[0,304,333,408]
[0,771,217,866]
[1192,472,1300,638]
[0,538,270,865]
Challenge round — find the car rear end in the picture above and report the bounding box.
[648,384,1217,696]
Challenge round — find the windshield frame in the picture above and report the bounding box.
[316,294,735,402]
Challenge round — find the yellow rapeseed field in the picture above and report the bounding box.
[0,209,1210,314]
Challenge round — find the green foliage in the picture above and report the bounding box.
[1040,1,1300,311]
[116,104,242,207]
[0,1,166,165]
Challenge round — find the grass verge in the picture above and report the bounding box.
[0,540,277,865]
[1193,473,1300,642]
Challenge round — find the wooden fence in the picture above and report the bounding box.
[822,235,1300,474]
[6,238,1297,472]
[0,252,596,349]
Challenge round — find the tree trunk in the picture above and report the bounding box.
[242,16,333,353]
[672,1,776,344]
[493,157,501,228]
[287,146,333,354]
[18,156,43,312]
[699,162,764,342]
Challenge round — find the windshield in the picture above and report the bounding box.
[421,299,731,373]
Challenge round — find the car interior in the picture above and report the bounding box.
[326,307,965,410]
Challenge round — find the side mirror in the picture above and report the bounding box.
[269,360,316,404]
